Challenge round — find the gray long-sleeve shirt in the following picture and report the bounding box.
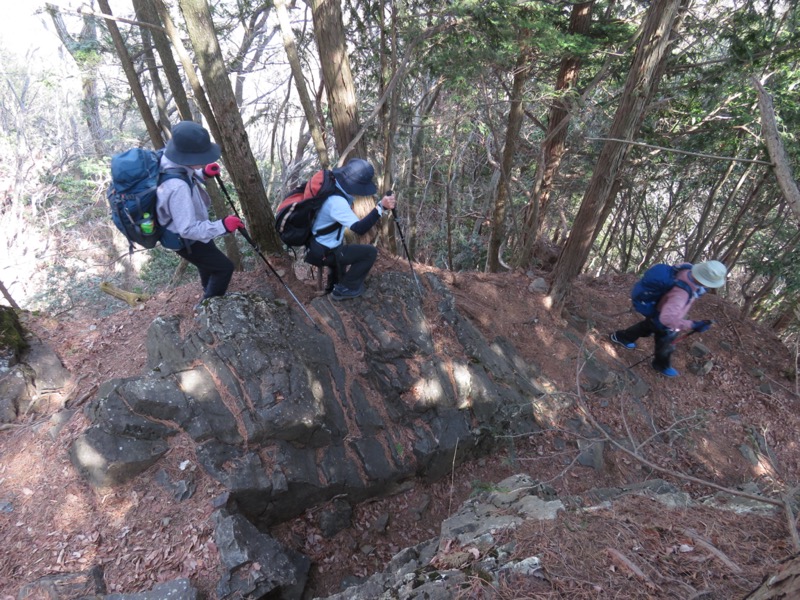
[156,156,226,243]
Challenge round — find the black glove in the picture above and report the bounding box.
[692,319,712,333]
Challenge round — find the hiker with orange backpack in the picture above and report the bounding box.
[610,260,727,377]
[305,158,396,300]
[155,121,244,300]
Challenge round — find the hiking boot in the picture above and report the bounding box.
[654,365,679,377]
[610,332,636,349]
[331,284,363,301]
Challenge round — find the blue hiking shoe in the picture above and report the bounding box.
[610,332,636,349]
[654,365,679,377]
[331,284,364,301]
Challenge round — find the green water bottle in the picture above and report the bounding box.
[140,213,154,235]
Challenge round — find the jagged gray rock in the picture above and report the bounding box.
[71,273,550,529]
[66,272,558,596]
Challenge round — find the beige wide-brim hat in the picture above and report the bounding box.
[692,260,727,288]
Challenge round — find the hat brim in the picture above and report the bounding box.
[341,181,377,196]
[165,141,221,166]
[693,273,725,288]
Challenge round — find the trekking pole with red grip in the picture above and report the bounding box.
[209,167,320,331]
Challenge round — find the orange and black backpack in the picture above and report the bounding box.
[274,169,341,248]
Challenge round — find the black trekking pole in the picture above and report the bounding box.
[387,191,423,297]
[213,173,320,331]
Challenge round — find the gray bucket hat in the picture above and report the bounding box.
[332,158,377,196]
[164,121,221,165]
[692,260,727,288]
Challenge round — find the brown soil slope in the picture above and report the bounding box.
[1,254,797,599]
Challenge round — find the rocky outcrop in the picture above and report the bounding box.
[0,307,72,422]
[68,272,555,596]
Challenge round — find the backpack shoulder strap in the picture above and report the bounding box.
[158,168,194,188]
[672,263,695,303]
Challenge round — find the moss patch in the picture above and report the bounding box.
[0,306,28,358]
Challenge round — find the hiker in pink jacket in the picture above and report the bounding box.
[611,261,727,377]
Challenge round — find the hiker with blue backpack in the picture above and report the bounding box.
[610,260,728,377]
[304,158,396,300]
[156,121,245,300]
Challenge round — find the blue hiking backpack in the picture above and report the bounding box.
[107,148,190,253]
[630,263,694,317]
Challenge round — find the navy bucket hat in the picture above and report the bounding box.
[165,121,221,165]
[332,158,378,196]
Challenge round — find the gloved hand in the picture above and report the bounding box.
[692,319,712,333]
[223,215,244,232]
[203,163,221,178]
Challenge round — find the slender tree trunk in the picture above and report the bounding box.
[690,158,755,262]
[0,280,20,310]
[378,1,400,253]
[139,0,194,121]
[310,0,374,233]
[97,0,164,148]
[547,0,684,311]
[407,82,441,261]
[310,0,368,162]
[275,0,329,168]
[514,1,594,268]
[132,0,170,136]
[46,4,107,154]
[177,0,281,252]
[487,53,529,272]
[685,158,737,262]
[753,77,800,224]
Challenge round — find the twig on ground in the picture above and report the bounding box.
[605,547,657,589]
[448,438,459,518]
[681,528,743,573]
[781,492,800,553]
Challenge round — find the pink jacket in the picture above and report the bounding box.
[657,268,703,331]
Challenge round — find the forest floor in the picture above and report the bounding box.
[1,251,799,599]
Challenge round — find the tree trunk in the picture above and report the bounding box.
[407,81,441,261]
[45,4,107,154]
[275,0,329,168]
[310,0,375,236]
[177,0,281,253]
[97,0,164,148]
[151,0,213,126]
[753,77,800,224]
[310,0,368,162]
[378,1,400,253]
[0,280,20,310]
[132,0,170,136]
[547,0,684,312]
[139,0,194,121]
[486,52,529,272]
[514,1,594,268]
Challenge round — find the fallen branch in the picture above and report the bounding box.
[99,282,150,307]
[681,528,743,573]
[606,547,658,590]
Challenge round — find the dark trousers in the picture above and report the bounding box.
[306,240,377,292]
[614,318,678,370]
[177,240,234,299]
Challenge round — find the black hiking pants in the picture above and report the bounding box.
[306,239,377,292]
[177,240,234,299]
[614,317,679,370]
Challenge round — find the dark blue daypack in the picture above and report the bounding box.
[107,148,190,253]
[630,263,693,317]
